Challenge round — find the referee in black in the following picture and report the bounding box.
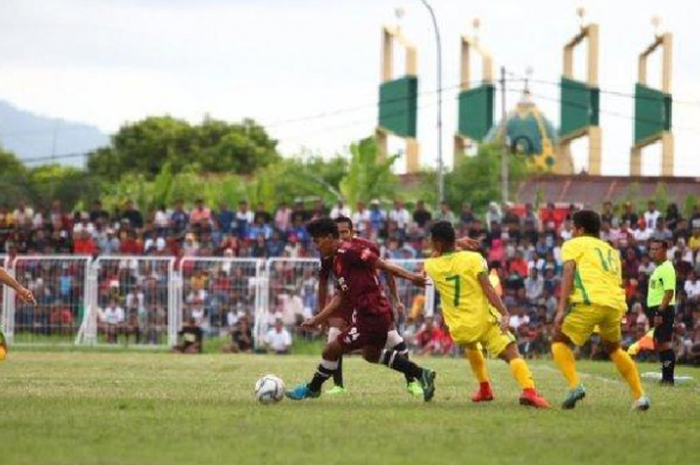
[647,239,677,385]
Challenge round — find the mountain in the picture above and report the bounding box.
[0,99,109,167]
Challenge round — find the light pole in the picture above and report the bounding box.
[417,0,444,206]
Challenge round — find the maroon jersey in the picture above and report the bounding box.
[331,238,391,316]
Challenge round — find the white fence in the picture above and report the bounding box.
[1,256,428,348]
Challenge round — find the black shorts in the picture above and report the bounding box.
[647,306,675,344]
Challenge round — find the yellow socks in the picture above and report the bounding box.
[610,349,644,400]
[509,358,535,390]
[466,348,489,383]
[552,342,581,388]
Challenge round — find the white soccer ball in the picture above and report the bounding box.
[255,374,285,404]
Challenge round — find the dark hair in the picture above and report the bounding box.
[572,210,601,236]
[649,238,669,250]
[307,218,339,239]
[334,215,353,230]
[430,221,456,246]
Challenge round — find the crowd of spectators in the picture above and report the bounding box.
[2,196,700,364]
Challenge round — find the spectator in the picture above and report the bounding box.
[265,319,292,354]
[221,317,253,353]
[524,268,544,304]
[486,201,502,227]
[388,200,410,241]
[171,200,189,233]
[666,203,682,231]
[352,201,371,237]
[274,202,292,232]
[173,317,203,354]
[235,201,254,239]
[121,200,144,229]
[509,306,530,331]
[644,200,661,230]
[601,201,615,224]
[190,199,212,226]
[412,200,432,230]
[437,201,456,225]
[153,204,170,229]
[621,201,639,226]
[368,200,385,240]
[460,202,476,230]
[100,298,125,344]
[89,200,110,224]
[253,202,271,225]
[290,199,308,224]
[685,272,700,303]
[329,200,351,219]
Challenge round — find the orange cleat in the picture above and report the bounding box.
[471,383,494,402]
[519,389,550,409]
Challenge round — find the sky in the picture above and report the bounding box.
[1,0,700,176]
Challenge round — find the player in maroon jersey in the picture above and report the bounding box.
[286,218,436,401]
[319,216,423,396]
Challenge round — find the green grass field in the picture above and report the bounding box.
[1,352,699,465]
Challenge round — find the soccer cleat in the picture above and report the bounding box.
[519,389,550,409]
[285,384,321,401]
[631,395,650,412]
[406,381,424,398]
[420,369,436,402]
[326,385,348,395]
[561,385,586,410]
[471,384,494,403]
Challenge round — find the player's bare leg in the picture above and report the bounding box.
[498,343,549,409]
[465,343,493,402]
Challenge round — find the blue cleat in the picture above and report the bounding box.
[285,384,321,401]
[562,384,586,410]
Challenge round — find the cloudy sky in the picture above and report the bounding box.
[1,0,699,176]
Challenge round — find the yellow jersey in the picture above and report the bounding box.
[561,236,626,310]
[424,251,500,341]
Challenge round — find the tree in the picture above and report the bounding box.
[443,143,528,214]
[0,147,33,207]
[28,165,101,211]
[87,116,280,181]
[339,137,398,207]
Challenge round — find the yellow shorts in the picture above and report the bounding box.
[562,303,623,347]
[453,321,515,357]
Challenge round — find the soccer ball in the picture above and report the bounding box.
[255,374,285,404]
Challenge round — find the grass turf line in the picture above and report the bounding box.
[0,353,699,465]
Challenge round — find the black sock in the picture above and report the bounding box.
[392,341,415,384]
[333,355,344,388]
[660,349,676,383]
[308,360,338,392]
[381,349,423,381]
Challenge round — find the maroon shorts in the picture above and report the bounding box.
[337,311,392,352]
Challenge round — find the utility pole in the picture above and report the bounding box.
[418,0,444,206]
[499,66,509,204]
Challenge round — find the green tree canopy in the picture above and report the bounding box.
[87,116,280,181]
[444,144,528,214]
[339,137,398,207]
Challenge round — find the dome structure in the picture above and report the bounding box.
[485,90,562,171]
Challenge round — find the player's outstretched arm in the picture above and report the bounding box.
[554,261,576,330]
[0,266,36,304]
[376,258,426,287]
[477,273,510,332]
[303,294,343,328]
[456,236,482,251]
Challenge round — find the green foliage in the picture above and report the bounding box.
[683,194,698,218]
[443,143,528,214]
[87,116,279,181]
[652,182,669,214]
[340,137,398,207]
[27,164,101,210]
